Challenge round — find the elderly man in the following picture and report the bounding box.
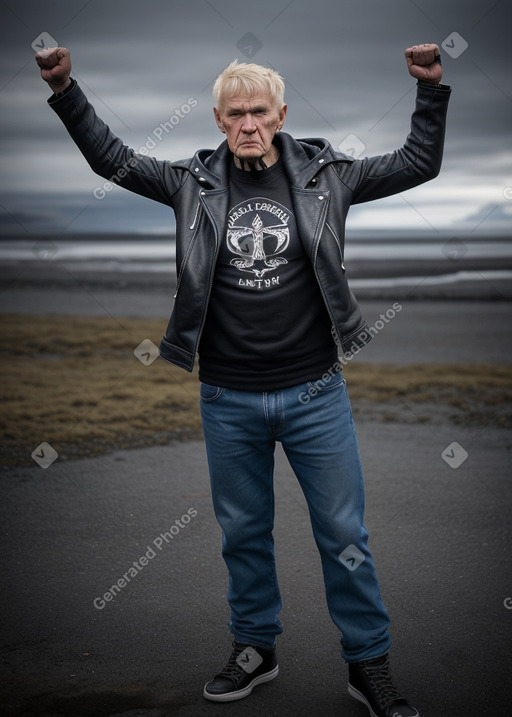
[36,43,449,717]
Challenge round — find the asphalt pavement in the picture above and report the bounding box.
[1,413,511,716]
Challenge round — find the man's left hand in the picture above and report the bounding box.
[405,44,443,84]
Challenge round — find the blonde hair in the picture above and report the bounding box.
[213,60,285,109]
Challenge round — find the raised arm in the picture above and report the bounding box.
[35,47,185,206]
[347,43,450,205]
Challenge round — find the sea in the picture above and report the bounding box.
[1,233,512,297]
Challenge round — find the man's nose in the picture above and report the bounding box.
[241,113,256,132]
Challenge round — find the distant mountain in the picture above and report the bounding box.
[459,202,512,234]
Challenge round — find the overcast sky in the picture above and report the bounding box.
[0,0,510,236]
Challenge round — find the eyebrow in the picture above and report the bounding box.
[226,104,268,113]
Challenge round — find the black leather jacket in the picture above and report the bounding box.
[49,80,451,371]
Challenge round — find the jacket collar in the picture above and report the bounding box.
[172,131,353,190]
[274,132,341,187]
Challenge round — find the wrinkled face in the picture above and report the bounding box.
[214,92,287,165]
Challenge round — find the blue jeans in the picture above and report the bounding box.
[200,371,391,662]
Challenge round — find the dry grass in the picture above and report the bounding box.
[1,314,511,465]
[344,362,512,406]
[1,315,200,465]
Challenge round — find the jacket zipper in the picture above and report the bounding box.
[192,192,224,355]
[308,197,341,344]
[174,201,203,298]
[189,201,201,230]
[309,202,344,347]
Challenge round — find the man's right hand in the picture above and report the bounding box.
[35,47,72,94]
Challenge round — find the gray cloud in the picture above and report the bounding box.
[0,0,510,235]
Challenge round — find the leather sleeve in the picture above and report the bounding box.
[348,81,451,204]
[48,79,186,206]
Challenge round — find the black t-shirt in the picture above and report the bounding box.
[198,158,338,390]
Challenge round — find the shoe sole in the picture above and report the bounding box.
[348,683,420,717]
[348,683,379,717]
[203,665,279,702]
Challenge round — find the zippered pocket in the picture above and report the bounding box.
[325,222,345,270]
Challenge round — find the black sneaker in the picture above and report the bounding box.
[348,653,419,717]
[203,641,279,702]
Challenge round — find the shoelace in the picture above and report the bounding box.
[362,660,402,708]
[216,645,251,684]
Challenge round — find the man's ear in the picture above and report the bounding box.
[277,103,288,131]
[213,107,225,133]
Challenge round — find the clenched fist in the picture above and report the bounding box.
[405,44,443,84]
[35,47,72,93]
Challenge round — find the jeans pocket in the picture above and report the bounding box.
[200,382,225,402]
[307,372,345,394]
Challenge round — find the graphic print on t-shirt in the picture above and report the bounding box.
[226,197,291,281]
